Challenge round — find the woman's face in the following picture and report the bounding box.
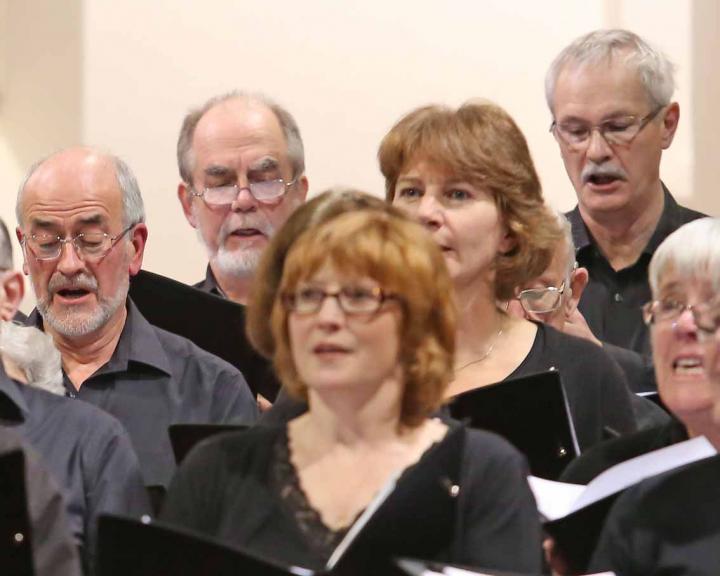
[287,263,403,397]
[651,272,716,421]
[391,159,512,290]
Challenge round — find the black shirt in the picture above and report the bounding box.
[0,364,149,573]
[161,423,543,574]
[567,186,705,357]
[0,428,81,576]
[29,300,258,488]
[589,453,720,575]
[193,266,224,297]
[505,323,636,450]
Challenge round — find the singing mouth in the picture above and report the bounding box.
[672,356,704,375]
[55,288,92,300]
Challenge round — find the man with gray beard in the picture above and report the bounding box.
[16,147,257,490]
[177,91,308,304]
[546,30,704,370]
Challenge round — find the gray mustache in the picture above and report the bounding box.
[48,273,98,294]
[581,163,628,184]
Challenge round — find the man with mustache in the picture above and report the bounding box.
[546,30,704,369]
[177,91,308,304]
[16,148,257,491]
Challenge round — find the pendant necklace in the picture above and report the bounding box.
[454,323,504,372]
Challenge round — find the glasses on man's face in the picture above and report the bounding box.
[283,284,397,316]
[550,106,664,150]
[642,298,720,337]
[191,177,298,207]
[516,282,566,314]
[23,224,136,261]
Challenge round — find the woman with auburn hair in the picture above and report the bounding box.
[162,198,542,573]
[379,101,636,450]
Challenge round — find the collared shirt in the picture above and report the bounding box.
[0,428,81,576]
[29,300,258,489]
[194,265,225,298]
[567,186,705,358]
[0,364,150,574]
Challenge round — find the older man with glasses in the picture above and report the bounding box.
[16,147,257,492]
[177,91,308,306]
[546,30,705,381]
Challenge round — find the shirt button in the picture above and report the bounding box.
[613,293,623,303]
[68,392,77,399]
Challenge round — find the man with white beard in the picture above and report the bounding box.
[16,148,257,490]
[177,91,308,304]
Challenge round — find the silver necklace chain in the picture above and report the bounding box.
[454,326,504,372]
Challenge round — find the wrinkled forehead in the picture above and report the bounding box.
[21,153,123,227]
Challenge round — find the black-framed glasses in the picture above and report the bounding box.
[191,177,299,207]
[283,284,397,316]
[22,223,137,261]
[516,282,566,314]
[642,298,720,336]
[550,106,664,150]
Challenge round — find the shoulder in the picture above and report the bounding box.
[150,324,246,381]
[536,324,620,370]
[461,426,528,477]
[182,424,285,475]
[22,385,127,438]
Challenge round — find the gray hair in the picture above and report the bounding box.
[550,210,576,282]
[0,321,64,395]
[16,149,146,228]
[0,219,12,270]
[649,218,720,295]
[545,29,676,112]
[177,91,305,185]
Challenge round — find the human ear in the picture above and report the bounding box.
[660,102,680,149]
[0,271,24,321]
[178,182,199,228]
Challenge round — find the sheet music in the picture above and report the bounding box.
[530,435,717,520]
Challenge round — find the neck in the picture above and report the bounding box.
[209,263,253,305]
[684,412,720,451]
[49,306,127,390]
[580,181,665,270]
[303,375,405,448]
[453,280,505,369]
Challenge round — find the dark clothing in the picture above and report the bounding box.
[604,342,656,393]
[0,429,81,576]
[560,418,688,485]
[193,266,224,298]
[28,300,258,488]
[567,186,705,359]
[263,324,637,452]
[0,364,150,574]
[589,453,720,575]
[506,323,636,450]
[161,423,543,574]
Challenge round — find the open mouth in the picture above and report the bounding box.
[231,228,262,237]
[314,344,350,355]
[672,357,704,375]
[56,288,92,300]
[587,174,622,187]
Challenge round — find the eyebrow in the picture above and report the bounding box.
[559,111,637,124]
[204,165,233,179]
[248,157,280,174]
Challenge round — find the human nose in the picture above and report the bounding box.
[673,307,698,339]
[584,128,613,163]
[315,294,345,327]
[416,194,442,231]
[230,182,258,213]
[55,240,86,276]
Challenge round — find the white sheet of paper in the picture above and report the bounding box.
[530,435,716,521]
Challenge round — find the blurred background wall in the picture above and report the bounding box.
[0,0,716,311]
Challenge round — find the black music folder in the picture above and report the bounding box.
[168,423,248,465]
[0,449,34,576]
[129,269,281,399]
[448,370,579,480]
[98,426,466,576]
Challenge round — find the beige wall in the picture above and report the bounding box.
[1,0,716,312]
